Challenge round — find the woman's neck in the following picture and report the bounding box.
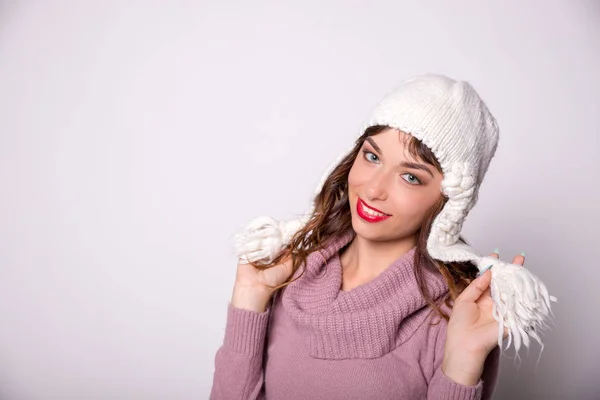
[339,234,417,291]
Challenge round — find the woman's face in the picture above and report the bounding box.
[347,128,444,245]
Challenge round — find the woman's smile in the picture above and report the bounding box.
[356,197,392,223]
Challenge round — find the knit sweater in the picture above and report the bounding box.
[210,231,500,399]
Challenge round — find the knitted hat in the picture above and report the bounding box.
[234,74,556,355]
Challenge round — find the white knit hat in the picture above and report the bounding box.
[234,74,556,355]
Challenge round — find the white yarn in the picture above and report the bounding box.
[477,257,557,354]
[235,215,310,264]
[233,74,556,357]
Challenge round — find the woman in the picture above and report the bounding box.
[210,74,553,399]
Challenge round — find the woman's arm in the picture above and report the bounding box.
[427,317,500,400]
[209,302,270,400]
[428,251,526,398]
[210,256,293,399]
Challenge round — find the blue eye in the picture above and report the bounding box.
[362,150,379,163]
[401,173,421,185]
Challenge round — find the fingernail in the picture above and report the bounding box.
[520,251,526,257]
[493,248,499,254]
[477,264,493,277]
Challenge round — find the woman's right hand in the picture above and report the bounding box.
[231,255,294,313]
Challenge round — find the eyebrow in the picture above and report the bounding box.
[364,137,434,178]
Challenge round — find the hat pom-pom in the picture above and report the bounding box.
[234,215,308,265]
[477,257,557,357]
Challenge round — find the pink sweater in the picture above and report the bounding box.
[210,231,500,399]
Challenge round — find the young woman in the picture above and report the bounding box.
[210,74,550,399]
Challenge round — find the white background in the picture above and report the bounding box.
[1,1,599,399]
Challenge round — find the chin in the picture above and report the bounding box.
[351,211,419,245]
[350,214,391,242]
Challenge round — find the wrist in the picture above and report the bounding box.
[442,351,486,386]
[231,283,273,313]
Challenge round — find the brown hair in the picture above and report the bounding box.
[249,125,479,321]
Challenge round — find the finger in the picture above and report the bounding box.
[480,286,492,299]
[281,256,294,275]
[512,252,525,266]
[272,254,293,271]
[271,257,294,282]
[456,268,492,304]
[476,286,495,309]
[274,260,293,279]
[238,256,250,265]
[488,248,499,259]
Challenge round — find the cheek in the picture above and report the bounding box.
[418,185,442,206]
[391,186,441,218]
[347,162,367,189]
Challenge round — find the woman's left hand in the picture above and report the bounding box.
[442,251,525,386]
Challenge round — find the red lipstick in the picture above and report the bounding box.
[356,198,391,223]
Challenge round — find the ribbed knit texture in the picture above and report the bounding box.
[223,303,270,356]
[211,233,500,399]
[282,230,448,359]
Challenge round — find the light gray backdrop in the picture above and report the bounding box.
[1,1,598,399]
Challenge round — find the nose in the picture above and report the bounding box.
[365,170,389,202]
